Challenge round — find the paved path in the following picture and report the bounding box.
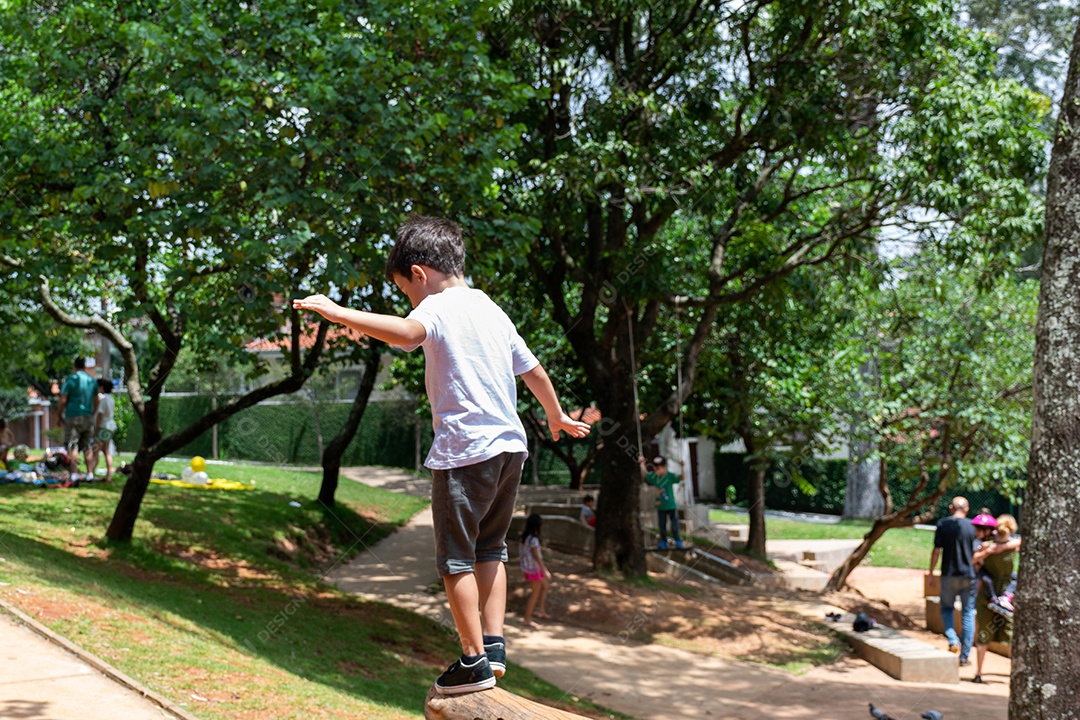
[333,467,1011,720]
[0,608,179,720]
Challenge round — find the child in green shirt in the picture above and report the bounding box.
[642,455,683,549]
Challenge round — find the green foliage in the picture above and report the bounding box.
[0,318,91,397]
[829,250,1038,509]
[960,0,1079,101]
[0,387,30,421]
[688,264,849,465]
[0,0,532,539]
[118,397,426,468]
[483,0,1047,476]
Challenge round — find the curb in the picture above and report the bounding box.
[0,598,202,720]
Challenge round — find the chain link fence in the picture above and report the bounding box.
[117,395,428,469]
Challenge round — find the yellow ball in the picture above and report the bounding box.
[190,456,206,474]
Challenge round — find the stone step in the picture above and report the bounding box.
[525,502,585,520]
[765,539,861,575]
[645,547,754,586]
[713,523,749,543]
[508,515,593,558]
[829,612,959,683]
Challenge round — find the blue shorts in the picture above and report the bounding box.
[431,452,525,577]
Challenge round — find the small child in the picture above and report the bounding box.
[294,215,589,695]
[579,494,597,527]
[519,513,550,628]
[642,455,683,549]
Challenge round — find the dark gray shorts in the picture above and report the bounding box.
[64,415,94,453]
[432,452,525,577]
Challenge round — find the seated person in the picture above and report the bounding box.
[0,419,13,469]
[579,494,597,527]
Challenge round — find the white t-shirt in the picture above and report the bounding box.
[96,394,117,430]
[519,535,542,575]
[399,286,539,470]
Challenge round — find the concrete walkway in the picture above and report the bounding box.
[0,607,181,720]
[333,467,1011,720]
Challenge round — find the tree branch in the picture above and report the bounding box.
[37,276,145,418]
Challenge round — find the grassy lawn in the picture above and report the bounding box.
[708,509,934,570]
[0,459,625,720]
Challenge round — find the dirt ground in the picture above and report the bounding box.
[509,550,1010,682]
[507,549,894,670]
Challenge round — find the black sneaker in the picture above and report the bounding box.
[484,640,506,678]
[434,655,495,695]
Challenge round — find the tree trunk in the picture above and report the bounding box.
[1009,23,1080,720]
[318,343,383,507]
[105,446,157,541]
[745,464,767,558]
[424,685,589,719]
[843,445,885,519]
[591,403,645,574]
[825,518,893,591]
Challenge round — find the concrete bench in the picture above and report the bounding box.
[508,515,593,557]
[525,502,588,520]
[924,596,1011,658]
[831,613,959,683]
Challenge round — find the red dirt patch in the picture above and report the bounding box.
[509,550,864,669]
[157,543,276,582]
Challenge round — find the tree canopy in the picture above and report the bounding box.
[484,0,1047,571]
[0,0,526,539]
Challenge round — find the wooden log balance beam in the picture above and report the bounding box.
[424,685,591,719]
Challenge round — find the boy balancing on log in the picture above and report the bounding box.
[294,215,590,695]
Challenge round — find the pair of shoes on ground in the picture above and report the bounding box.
[434,637,506,695]
[656,540,685,550]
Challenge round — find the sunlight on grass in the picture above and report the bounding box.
[708,509,934,569]
[0,460,624,720]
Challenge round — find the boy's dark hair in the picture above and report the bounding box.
[98,378,113,394]
[384,214,465,281]
[521,512,543,542]
[583,495,595,504]
[74,357,86,369]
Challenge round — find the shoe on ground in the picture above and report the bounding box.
[948,643,960,654]
[675,540,685,549]
[972,675,984,684]
[959,658,971,667]
[657,540,668,550]
[434,655,495,695]
[989,599,1014,619]
[484,640,506,678]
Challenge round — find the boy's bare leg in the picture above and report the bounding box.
[443,572,484,656]
[474,560,506,639]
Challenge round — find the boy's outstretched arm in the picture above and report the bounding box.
[293,294,425,348]
[520,365,591,440]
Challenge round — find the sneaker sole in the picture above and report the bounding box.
[434,676,497,695]
[489,661,506,678]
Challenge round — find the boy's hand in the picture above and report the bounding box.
[547,412,591,441]
[292,294,341,321]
